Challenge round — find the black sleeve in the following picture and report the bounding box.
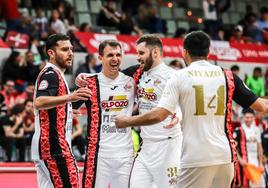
[36,70,59,97]
[232,74,258,108]
[72,100,85,109]
[122,65,140,77]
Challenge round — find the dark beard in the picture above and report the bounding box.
[55,55,71,69]
[143,52,154,71]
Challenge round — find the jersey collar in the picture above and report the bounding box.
[145,62,165,75]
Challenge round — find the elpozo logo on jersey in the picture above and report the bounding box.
[137,88,157,101]
[101,95,129,112]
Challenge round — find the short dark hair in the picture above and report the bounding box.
[253,67,262,73]
[136,34,163,53]
[231,65,239,72]
[45,34,70,59]
[98,40,121,56]
[242,108,255,115]
[85,54,94,63]
[24,99,33,106]
[183,31,210,57]
[11,104,25,115]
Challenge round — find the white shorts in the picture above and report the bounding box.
[94,156,134,188]
[35,156,79,188]
[177,163,234,188]
[130,136,182,188]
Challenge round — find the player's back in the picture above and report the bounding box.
[177,60,232,168]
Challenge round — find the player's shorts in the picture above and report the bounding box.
[35,156,79,188]
[177,163,234,188]
[94,155,134,188]
[130,136,182,188]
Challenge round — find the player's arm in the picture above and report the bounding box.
[35,71,91,110]
[232,74,268,112]
[116,75,179,128]
[116,107,171,128]
[75,73,91,88]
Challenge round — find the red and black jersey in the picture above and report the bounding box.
[32,63,73,160]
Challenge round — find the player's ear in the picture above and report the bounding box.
[98,54,102,62]
[47,49,55,59]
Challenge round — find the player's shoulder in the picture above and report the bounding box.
[119,72,134,82]
[39,67,59,80]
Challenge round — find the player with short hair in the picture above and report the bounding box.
[32,34,91,188]
[115,31,268,188]
[74,39,136,188]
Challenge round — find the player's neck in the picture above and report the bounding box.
[50,60,66,73]
[102,71,119,80]
[150,59,162,69]
[189,57,207,64]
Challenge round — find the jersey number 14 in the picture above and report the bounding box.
[193,85,225,116]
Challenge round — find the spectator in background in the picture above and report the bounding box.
[116,12,143,35]
[23,99,34,146]
[75,54,101,77]
[174,28,187,39]
[2,51,27,84]
[257,7,268,31]
[246,67,265,97]
[264,68,268,95]
[146,5,167,34]
[229,25,249,44]
[79,22,92,32]
[202,0,231,39]
[234,109,265,188]
[33,8,48,40]
[25,51,42,83]
[231,65,240,76]
[49,9,67,34]
[0,104,26,162]
[0,0,20,32]
[72,117,86,161]
[0,85,7,117]
[238,4,254,27]
[97,0,119,27]
[244,13,264,43]
[168,59,183,70]
[0,80,16,111]
[16,13,33,37]
[215,27,226,41]
[16,83,34,104]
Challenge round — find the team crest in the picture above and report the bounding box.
[153,79,162,86]
[38,80,48,90]
[124,81,133,92]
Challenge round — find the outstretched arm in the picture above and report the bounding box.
[35,87,91,110]
[115,107,171,128]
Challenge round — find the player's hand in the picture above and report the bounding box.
[240,159,247,167]
[115,115,130,128]
[75,73,88,87]
[163,113,179,129]
[68,87,91,102]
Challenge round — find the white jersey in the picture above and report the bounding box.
[97,72,135,157]
[158,60,232,168]
[242,123,261,165]
[137,63,182,140]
